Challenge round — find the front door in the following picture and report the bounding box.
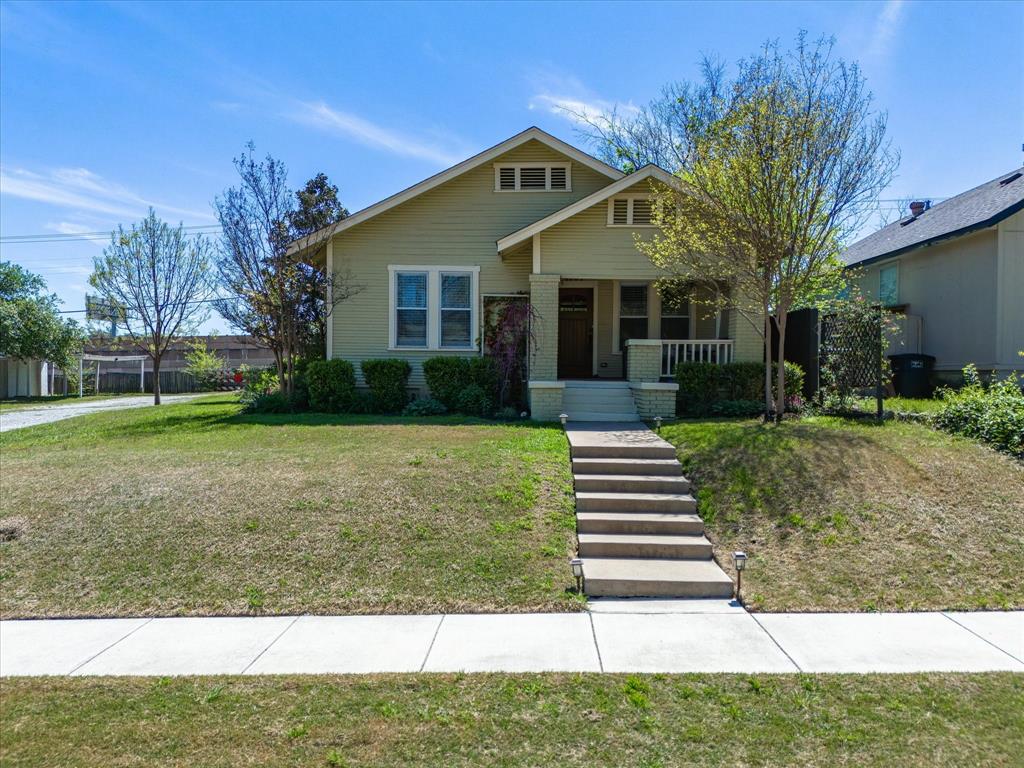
[558,287,593,378]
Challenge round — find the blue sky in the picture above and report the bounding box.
[1,0,1021,331]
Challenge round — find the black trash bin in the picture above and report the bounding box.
[888,353,936,398]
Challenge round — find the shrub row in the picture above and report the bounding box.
[422,356,499,417]
[933,365,1024,456]
[675,361,804,416]
[294,355,500,417]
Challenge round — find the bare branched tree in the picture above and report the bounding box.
[90,210,213,404]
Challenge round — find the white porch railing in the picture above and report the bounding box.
[661,340,734,376]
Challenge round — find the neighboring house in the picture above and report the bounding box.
[0,357,51,398]
[845,167,1024,383]
[288,127,762,420]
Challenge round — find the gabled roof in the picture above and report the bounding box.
[843,167,1024,268]
[496,164,676,253]
[286,126,624,256]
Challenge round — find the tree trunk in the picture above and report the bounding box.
[763,306,772,422]
[775,310,788,423]
[152,355,162,406]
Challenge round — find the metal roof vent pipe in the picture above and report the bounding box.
[909,201,926,217]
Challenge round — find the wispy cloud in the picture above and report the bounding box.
[866,0,907,63]
[0,166,216,223]
[288,100,465,166]
[527,70,639,126]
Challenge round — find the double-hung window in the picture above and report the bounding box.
[660,290,690,340]
[390,266,479,350]
[619,283,649,351]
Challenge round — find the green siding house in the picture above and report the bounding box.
[288,127,762,420]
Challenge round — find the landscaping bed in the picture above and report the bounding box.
[662,416,1024,612]
[1,673,1020,767]
[0,396,577,618]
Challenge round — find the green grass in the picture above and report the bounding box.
[1,674,1020,767]
[662,416,1024,612]
[0,393,133,413]
[0,395,579,618]
[854,396,946,415]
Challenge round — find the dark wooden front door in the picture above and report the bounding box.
[558,287,593,378]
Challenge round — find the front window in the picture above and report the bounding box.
[395,272,428,347]
[660,290,689,340]
[879,264,898,306]
[390,266,478,350]
[619,283,648,350]
[440,273,472,347]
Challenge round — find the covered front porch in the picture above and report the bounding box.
[526,274,756,421]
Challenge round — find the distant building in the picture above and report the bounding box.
[85,335,277,373]
[844,167,1024,382]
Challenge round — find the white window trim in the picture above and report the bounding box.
[493,163,572,192]
[607,194,657,227]
[388,265,480,351]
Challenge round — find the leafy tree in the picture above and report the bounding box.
[90,210,214,404]
[579,35,897,419]
[0,261,85,384]
[288,173,358,360]
[214,148,358,396]
[183,338,227,391]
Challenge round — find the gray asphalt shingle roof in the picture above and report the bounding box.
[843,167,1024,267]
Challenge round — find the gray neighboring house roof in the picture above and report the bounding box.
[843,167,1024,268]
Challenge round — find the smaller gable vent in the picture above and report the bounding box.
[550,166,567,190]
[498,167,516,190]
[612,199,629,225]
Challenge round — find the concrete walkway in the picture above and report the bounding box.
[0,394,204,432]
[2,603,1020,676]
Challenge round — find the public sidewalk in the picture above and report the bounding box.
[1,602,1020,677]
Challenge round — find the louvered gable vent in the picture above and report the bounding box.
[498,167,516,190]
[612,199,629,225]
[549,166,567,190]
[632,198,652,224]
[519,167,547,189]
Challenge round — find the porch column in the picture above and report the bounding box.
[625,338,679,420]
[528,273,560,381]
[727,291,765,363]
[528,273,563,421]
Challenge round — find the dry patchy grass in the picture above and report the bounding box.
[1,673,1021,767]
[0,396,579,618]
[663,416,1024,612]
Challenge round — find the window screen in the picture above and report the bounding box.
[395,272,428,347]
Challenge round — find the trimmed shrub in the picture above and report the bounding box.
[247,391,291,414]
[423,356,498,415]
[402,397,447,417]
[456,384,492,417]
[933,365,1024,456]
[710,399,765,417]
[361,358,411,413]
[306,359,357,413]
[675,361,804,416]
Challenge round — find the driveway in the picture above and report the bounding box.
[0,394,205,433]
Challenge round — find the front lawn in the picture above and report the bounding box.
[1,673,1020,767]
[0,396,577,618]
[663,416,1024,612]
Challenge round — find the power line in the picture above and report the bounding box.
[0,225,222,245]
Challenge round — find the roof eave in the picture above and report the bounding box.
[844,197,1024,269]
[285,127,624,257]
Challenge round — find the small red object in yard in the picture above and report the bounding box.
[233,371,243,384]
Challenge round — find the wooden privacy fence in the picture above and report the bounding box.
[53,370,241,394]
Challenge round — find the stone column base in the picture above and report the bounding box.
[528,380,565,422]
[630,382,679,420]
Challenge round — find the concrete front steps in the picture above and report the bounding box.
[562,381,638,422]
[566,422,734,599]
